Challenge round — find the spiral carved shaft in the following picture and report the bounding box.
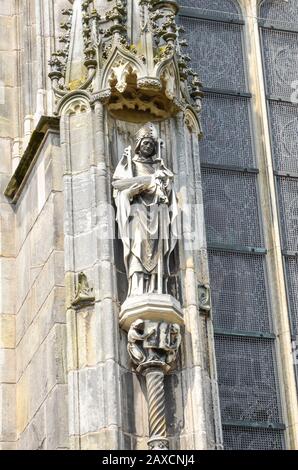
[145,369,167,447]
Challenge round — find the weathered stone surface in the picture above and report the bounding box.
[0,138,11,174]
[94,261,118,302]
[182,304,204,369]
[133,436,150,450]
[15,185,38,254]
[0,348,15,382]
[0,1,16,16]
[46,323,67,388]
[15,246,64,319]
[165,372,184,438]
[15,291,32,346]
[16,370,29,436]
[0,257,15,315]
[45,136,63,193]
[77,366,106,435]
[0,15,17,51]
[80,428,122,450]
[71,299,119,369]
[45,385,69,449]
[16,323,67,437]
[30,194,64,270]
[0,314,15,349]
[33,251,64,316]
[69,111,92,173]
[0,442,16,450]
[76,308,97,369]
[16,287,65,379]
[72,232,98,271]
[0,383,16,441]
[0,51,17,88]
[0,174,11,203]
[0,86,18,138]
[17,404,46,450]
[68,359,123,441]
[120,369,148,437]
[181,366,208,450]
[0,203,15,257]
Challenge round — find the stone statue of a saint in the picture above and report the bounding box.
[113,123,178,298]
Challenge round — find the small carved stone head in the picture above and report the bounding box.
[135,122,158,154]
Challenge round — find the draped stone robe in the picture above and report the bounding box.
[113,146,178,295]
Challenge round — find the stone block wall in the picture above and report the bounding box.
[13,130,68,449]
[0,0,17,451]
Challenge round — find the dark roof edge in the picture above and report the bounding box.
[5,116,60,204]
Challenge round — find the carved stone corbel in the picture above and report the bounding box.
[198,284,211,315]
[72,272,95,309]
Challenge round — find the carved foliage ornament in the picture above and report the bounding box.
[49,0,203,118]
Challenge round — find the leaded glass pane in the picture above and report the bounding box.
[202,169,263,246]
[284,257,298,336]
[209,251,271,333]
[261,28,298,100]
[268,101,298,173]
[223,426,284,450]
[179,17,246,91]
[200,94,254,167]
[276,176,298,252]
[215,336,283,423]
[260,0,298,29]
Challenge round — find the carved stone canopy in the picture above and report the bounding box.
[100,63,183,123]
[49,0,203,122]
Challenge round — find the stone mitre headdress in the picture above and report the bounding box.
[135,122,158,154]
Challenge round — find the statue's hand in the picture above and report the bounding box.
[126,183,147,198]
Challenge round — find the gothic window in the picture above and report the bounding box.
[180,0,285,449]
[259,0,298,375]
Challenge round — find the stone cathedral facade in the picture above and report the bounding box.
[1,0,298,451]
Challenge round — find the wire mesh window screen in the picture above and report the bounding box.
[180,0,286,449]
[260,0,298,29]
[223,426,284,450]
[268,101,298,173]
[215,335,283,423]
[276,176,298,252]
[200,94,254,167]
[179,0,239,13]
[201,169,263,246]
[209,251,271,333]
[284,257,298,336]
[179,16,246,92]
[261,28,298,100]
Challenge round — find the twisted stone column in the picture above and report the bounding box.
[127,319,181,450]
[145,368,168,450]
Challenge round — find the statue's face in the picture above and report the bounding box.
[139,138,156,158]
